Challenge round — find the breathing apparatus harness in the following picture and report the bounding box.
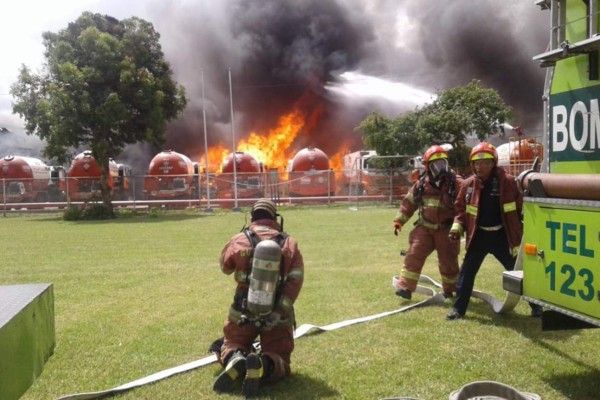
[237,212,288,329]
[413,170,457,229]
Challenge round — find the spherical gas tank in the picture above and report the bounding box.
[0,155,50,180]
[497,139,543,167]
[148,150,194,176]
[510,138,543,162]
[68,151,118,177]
[222,152,260,173]
[289,147,330,172]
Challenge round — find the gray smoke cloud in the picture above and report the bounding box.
[4,0,550,169]
[147,0,548,163]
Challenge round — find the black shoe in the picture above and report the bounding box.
[446,310,464,320]
[213,352,246,393]
[530,304,543,318]
[395,288,412,300]
[242,353,263,398]
[443,291,454,299]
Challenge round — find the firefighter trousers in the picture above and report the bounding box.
[397,224,460,294]
[453,229,514,315]
[220,319,294,380]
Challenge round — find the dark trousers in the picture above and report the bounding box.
[453,229,514,315]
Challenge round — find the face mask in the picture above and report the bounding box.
[429,159,448,178]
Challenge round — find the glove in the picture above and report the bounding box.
[263,311,282,330]
[448,229,460,241]
[393,221,402,236]
[511,246,520,257]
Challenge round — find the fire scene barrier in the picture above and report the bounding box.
[55,274,519,400]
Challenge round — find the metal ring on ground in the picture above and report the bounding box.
[448,380,541,400]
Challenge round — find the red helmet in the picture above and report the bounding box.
[423,145,449,177]
[469,142,498,163]
[423,145,449,164]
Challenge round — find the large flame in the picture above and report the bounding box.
[201,96,327,172]
[329,145,349,171]
[199,144,229,173]
[237,109,306,170]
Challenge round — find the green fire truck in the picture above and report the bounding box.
[503,0,600,330]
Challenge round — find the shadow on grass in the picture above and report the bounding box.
[29,212,210,224]
[445,298,600,400]
[544,370,600,400]
[260,372,340,399]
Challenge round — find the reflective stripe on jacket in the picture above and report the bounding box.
[394,173,463,229]
[451,167,523,251]
[220,219,304,321]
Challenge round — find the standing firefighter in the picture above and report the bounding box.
[393,145,462,299]
[446,142,542,320]
[213,199,304,397]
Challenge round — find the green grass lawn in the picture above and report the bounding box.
[2,205,599,400]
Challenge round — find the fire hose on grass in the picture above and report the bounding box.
[56,271,522,400]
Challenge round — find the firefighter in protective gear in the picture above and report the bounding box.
[213,199,304,397]
[446,142,541,320]
[393,145,463,299]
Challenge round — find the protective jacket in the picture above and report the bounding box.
[393,172,463,293]
[220,218,304,326]
[451,167,523,253]
[395,172,462,229]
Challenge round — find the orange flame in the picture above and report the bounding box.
[329,145,350,171]
[203,94,326,172]
[199,144,229,173]
[237,109,306,170]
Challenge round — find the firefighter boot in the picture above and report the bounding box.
[242,354,273,398]
[395,288,412,300]
[529,303,543,318]
[242,353,263,398]
[213,351,246,393]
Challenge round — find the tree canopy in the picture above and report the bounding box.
[357,80,512,171]
[10,12,187,210]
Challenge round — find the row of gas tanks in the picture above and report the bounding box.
[0,147,338,203]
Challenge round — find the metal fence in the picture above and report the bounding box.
[1,168,417,212]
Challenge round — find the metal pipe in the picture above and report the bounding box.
[201,69,213,212]
[519,172,600,201]
[228,68,239,211]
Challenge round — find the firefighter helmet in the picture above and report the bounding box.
[423,145,449,178]
[470,142,498,163]
[423,145,449,164]
[251,199,277,221]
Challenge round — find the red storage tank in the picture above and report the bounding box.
[144,150,196,200]
[217,151,263,199]
[67,151,120,202]
[0,155,64,202]
[497,138,544,176]
[288,147,334,197]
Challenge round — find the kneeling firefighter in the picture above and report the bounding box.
[393,145,463,299]
[213,199,304,397]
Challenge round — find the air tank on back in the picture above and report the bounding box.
[287,146,334,197]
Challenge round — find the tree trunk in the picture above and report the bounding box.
[98,153,114,215]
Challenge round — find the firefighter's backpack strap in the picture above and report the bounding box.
[243,229,288,250]
[243,229,261,252]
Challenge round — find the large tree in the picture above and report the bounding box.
[358,80,512,171]
[10,12,187,211]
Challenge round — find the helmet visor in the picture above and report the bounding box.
[429,158,448,177]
